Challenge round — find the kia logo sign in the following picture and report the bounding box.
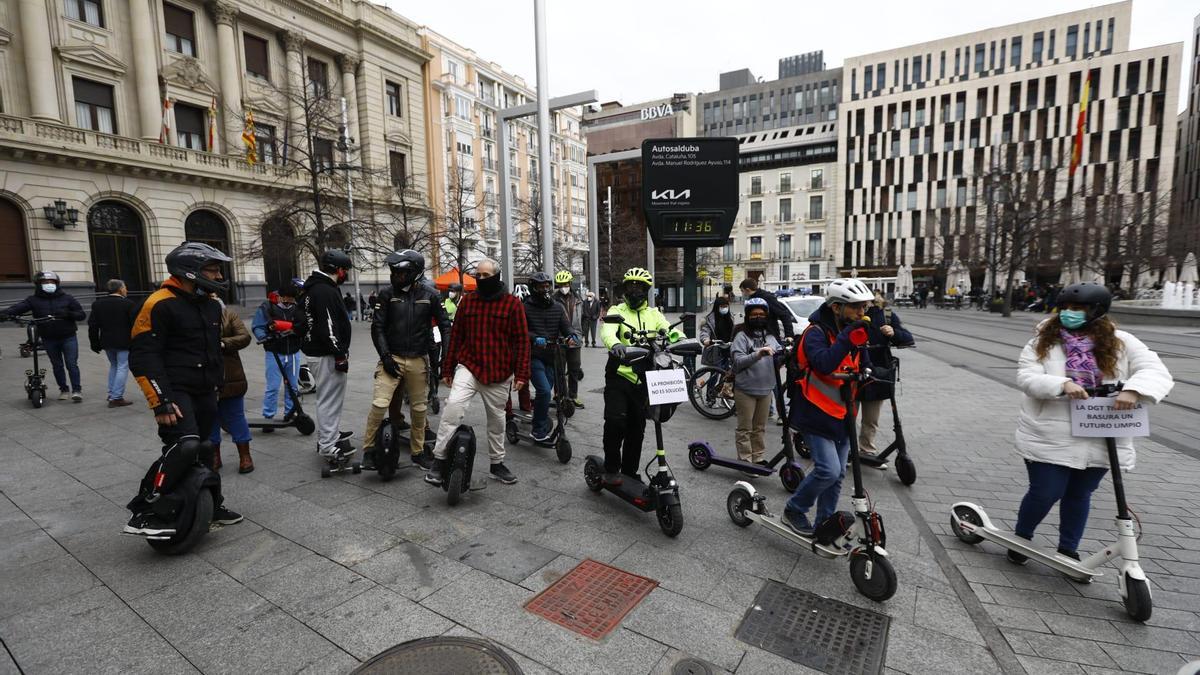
[650,189,691,201]
[642,137,739,247]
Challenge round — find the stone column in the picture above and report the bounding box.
[336,54,361,147]
[18,0,60,122]
[129,0,162,138]
[207,0,241,154]
[280,30,307,156]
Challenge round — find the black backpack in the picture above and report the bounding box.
[813,511,856,545]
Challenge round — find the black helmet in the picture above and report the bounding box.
[385,249,424,287]
[529,271,553,287]
[448,282,463,293]
[166,241,232,294]
[318,249,353,275]
[34,270,60,285]
[1058,282,1112,321]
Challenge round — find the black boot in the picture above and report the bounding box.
[424,457,445,485]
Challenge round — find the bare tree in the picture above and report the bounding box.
[437,164,490,283]
[1075,175,1174,293]
[357,170,435,260]
[979,165,1067,315]
[511,189,572,277]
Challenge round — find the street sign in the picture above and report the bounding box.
[723,266,733,283]
[641,138,739,247]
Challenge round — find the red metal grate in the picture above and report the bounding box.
[523,559,658,640]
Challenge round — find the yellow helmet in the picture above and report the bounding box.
[554,270,573,285]
[623,267,653,285]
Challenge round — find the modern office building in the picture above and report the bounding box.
[698,62,843,137]
[1172,12,1200,255]
[0,0,431,303]
[837,1,1181,287]
[779,51,826,79]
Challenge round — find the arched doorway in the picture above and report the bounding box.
[0,198,30,282]
[262,218,298,294]
[185,209,236,301]
[88,200,150,294]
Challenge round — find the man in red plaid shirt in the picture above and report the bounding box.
[427,259,530,485]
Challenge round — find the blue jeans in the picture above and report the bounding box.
[1015,460,1108,553]
[104,349,129,400]
[263,351,301,418]
[530,358,555,437]
[786,431,851,524]
[41,335,81,392]
[210,396,252,445]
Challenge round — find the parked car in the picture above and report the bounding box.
[779,296,824,335]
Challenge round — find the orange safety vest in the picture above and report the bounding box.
[794,324,863,419]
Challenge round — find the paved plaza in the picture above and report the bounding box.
[1,313,1199,674]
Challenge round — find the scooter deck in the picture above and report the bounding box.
[746,510,846,559]
[711,456,775,475]
[602,479,657,512]
[951,512,1100,581]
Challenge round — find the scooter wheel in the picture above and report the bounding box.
[148,488,213,556]
[561,399,576,419]
[583,458,604,492]
[295,414,316,436]
[31,393,44,409]
[779,464,804,492]
[1123,574,1153,622]
[446,467,464,506]
[351,462,362,474]
[727,487,754,528]
[556,437,572,464]
[794,433,811,459]
[321,466,332,478]
[505,420,519,444]
[657,503,684,538]
[895,455,917,486]
[951,505,985,545]
[688,444,711,471]
[849,550,897,602]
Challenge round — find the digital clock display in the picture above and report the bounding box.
[665,216,716,236]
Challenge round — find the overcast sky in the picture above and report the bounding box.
[386,0,1194,112]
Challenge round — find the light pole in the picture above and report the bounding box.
[339,97,362,320]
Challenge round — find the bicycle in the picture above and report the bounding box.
[688,341,736,420]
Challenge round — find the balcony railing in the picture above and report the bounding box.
[481,127,495,139]
[483,158,497,171]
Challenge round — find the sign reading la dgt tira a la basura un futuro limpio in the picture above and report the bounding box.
[1069,398,1150,438]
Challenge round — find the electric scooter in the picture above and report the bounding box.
[688,337,806,491]
[506,338,574,464]
[247,324,316,436]
[858,349,917,486]
[125,439,223,556]
[950,382,1153,622]
[726,356,898,602]
[2,316,49,408]
[583,314,702,537]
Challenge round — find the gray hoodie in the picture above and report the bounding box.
[731,329,783,396]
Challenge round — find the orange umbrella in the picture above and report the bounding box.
[434,268,476,291]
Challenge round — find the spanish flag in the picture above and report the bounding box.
[242,109,257,165]
[1069,71,1091,177]
[207,95,217,152]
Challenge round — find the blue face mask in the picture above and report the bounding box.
[1059,309,1088,330]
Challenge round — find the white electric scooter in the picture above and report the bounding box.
[950,382,1152,622]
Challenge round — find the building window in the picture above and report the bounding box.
[808,195,824,220]
[455,95,471,120]
[72,77,115,134]
[66,0,104,27]
[779,198,792,222]
[779,172,792,193]
[780,264,790,280]
[1066,25,1078,58]
[385,81,402,117]
[254,123,277,165]
[723,238,735,262]
[1011,36,1022,67]
[810,168,824,190]
[174,102,205,150]
[809,263,821,279]
[750,176,762,195]
[779,235,792,258]
[389,151,407,187]
[243,33,269,80]
[808,233,823,258]
[750,236,762,256]
[1032,32,1044,63]
[974,44,985,73]
[750,201,762,225]
[307,58,329,99]
[163,3,196,56]
[313,137,334,172]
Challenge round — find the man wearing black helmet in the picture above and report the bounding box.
[123,242,242,538]
[524,272,574,441]
[1,270,87,401]
[301,249,355,458]
[360,250,449,471]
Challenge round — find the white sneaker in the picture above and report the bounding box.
[58,391,70,401]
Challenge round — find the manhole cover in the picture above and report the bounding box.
[351,636,523,674]
[735,580,889,675]
[524,558,658,640]
[672,657,718,674]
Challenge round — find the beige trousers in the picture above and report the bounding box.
[434,365,512,463]
[363,355,429,455]
[734,389,771,462]
[858,398,884,454]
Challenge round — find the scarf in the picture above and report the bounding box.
[1061,330,1102,389]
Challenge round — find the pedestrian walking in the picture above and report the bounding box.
[580,291,601,347]
[1,271,86,401]
[88,279,136,407]
[553,270,585,408]
[302,250,355,458]
[210,298,254,473]
[252,282,304,425]
[857,294,914,456]
[1007,283,1172,565]
[731,298,784,464]
[343,292,357,321]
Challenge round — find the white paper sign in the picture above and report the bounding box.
[1070,398,1150,438]
[645,368,689,405]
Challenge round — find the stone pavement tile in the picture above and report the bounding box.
[611,540,727,604]
[1004,569,1087,595]
[1000,628,1119,669]
[1141,607,1200,633]
[221,476,305,515]
[885,621,1003,675]
[1152,573,1200,595]
[730,647,827,674]
[983,603,1051,632]
[421,569,668,674]
[0,648,17,675]
[528,519,639,564]
[517,553,582,594]
[1148,588,1200,612]
[0,585,197,675]
[308,586,454,660]
[183,607,345,674]
[913,586,986,645]
[703,566,767,616]
[129,569,272,643]
[288,477,377,508]
[382,506,484,553]
[197,528,313,581]
[439,623,560,675]
[21,491,126,543]
[336,492,415,529]
[0,553,99,620]
[1097,642,1188,674]
[351,541,471,601]
[443,532,560,584]
[296,517,401,567]
[68,534,217,601]
[0,527,64,569]
[1112,621,1200,653]
[686,528,797,581]
[0,508,42,542]
[984,585,1069,613]
[296,649,362,675]
[624,587,746,672]
[1016,654,1087,674]
[244,553,375,620]
[1036,611,1125,643]
[62,459,145,492]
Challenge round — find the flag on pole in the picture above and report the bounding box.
[242,108,257,165]
[158,89,172,144]
[207,95,217,152]
[1069,71,1091,176]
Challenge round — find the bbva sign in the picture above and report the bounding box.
[640,103,674,121]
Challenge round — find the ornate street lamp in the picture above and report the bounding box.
[42,200,80,229]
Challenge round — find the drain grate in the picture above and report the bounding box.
[672,657,719,675]
[735,580,890,675]
[352,636,523,674]
[524,558,658,640]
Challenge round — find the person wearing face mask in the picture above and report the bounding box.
[1007,283,1172,567]
[524,272,574,441]
[252,282,305,431]
[857,292,915,457]
[301,249,356,459]
[782,278,875,536]
[731,298,785,466]
[580,291,601,347]
[2,271,87,401]
[599,267,672,486]
[699,297,734,346]
[444,282,462,321]
[553,271,585,409]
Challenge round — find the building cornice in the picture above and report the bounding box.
[54,44,128,76]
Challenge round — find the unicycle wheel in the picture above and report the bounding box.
[556,437,572,464]
[779,464,804,492]
[895,455,916,486]
[505,420,519,444]
[849,550,897,602]
[1123,574,1153,622]
[446,467,464,506]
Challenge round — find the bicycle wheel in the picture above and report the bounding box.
[688,366,735,420]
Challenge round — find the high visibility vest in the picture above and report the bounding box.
[794,324,862,419]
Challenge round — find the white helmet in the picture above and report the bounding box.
[825,278,874,305]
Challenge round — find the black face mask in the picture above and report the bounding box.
[625,289,647,309]
[477,274,502,297]
[534,288,553,305]
[748,317,768,331]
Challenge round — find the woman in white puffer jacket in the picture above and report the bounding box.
[1009,283,1172,567]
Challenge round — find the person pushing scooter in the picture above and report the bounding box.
[524,272,574,442]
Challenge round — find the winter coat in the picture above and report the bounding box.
[3,289,86,340]
[554,291,582,334]
[699,301,734,344]
[788,304,872,441]
[301,272,352,358]
[524,295,572,364]
[860,305,915,401]
[1015,329,1173,471]
[371,282,450,359]
[251,300,303,355]
[87,294,136,351]
[731,329,784,396]
[580,299,602,321]
[130,277,224,407]
[217,307,251,400]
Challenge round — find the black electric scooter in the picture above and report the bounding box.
[247,326,316,436]
[858,350,917,486]
[125,440,224,556]
[2,316,49,408]
[506,338,574,464]
[583,314,702,537]
[688,337,806,491]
